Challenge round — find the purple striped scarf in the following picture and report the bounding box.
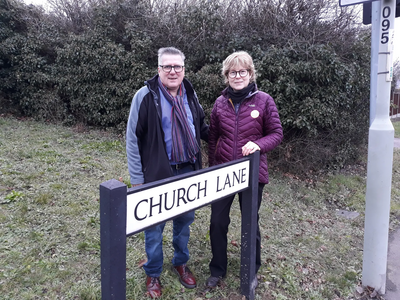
[158,78,200,163]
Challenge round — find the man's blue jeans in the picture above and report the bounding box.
[143,164,195,277]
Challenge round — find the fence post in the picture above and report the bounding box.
[390,90,393,116]
[390,91,400,117]
[240,151,260,300]
[100,179,127,300]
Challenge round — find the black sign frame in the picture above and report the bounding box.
[100,151,260,300]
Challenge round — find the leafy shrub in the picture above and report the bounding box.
[55,31,153,127]
[186,63,225,122]
[0,1,66,120]
[0,0,372,173]
[256,42,370,171]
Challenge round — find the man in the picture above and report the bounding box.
[126,47,208,298]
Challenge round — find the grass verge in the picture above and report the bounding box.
[392,119,400,138]
[1,116,400,300]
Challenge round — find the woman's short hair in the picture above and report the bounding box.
[222,51,256,85]
[158,47,185,66]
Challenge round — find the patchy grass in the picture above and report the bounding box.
[392,119,400,138]
[1,116,399,300]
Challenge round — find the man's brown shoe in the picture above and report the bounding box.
[146,276,162,298]
[172,264,197,288]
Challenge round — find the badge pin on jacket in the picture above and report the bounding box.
[251,110,260,118]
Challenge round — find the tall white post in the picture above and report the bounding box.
[362,0,396,294]
[369,0,381,125]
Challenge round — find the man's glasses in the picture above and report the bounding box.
[228,69,249,78]
[159,65,184,73]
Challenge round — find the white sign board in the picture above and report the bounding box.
[126,160,250,235]
[339,0,375,6]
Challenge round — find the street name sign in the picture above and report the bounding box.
[126,160,249,235]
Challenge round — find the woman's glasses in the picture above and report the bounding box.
[228,69,249,78]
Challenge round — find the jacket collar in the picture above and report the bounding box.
[221,83,259,99]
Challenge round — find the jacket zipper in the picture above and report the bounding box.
[229,98,239,161]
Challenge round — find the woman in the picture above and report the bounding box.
[206,51,283,288]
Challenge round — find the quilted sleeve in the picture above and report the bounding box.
[255,94,283,153]
[208,100,220,167]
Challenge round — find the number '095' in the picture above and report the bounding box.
[381,6,391,44]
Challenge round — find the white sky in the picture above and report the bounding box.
[23,0,400,62]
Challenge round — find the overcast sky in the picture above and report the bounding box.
[23,0,400,63]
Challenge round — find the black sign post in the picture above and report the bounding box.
[100,151,260,300]
[100,179,127,299]
[240,151,260,299]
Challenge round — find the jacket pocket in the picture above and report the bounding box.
[214,138,221,163]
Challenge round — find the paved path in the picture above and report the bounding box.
[394,137,400,149]
[385,228,400,299]
[384,138,400,300]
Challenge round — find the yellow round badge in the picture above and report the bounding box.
[251,110,260,118]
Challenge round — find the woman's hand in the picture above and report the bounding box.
[242,141,260,156]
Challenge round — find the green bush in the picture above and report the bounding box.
[256,43,370,171]
[0,0,372,173]
[55,31,153,127]
[187,63,225,122]
[0,1,65,120]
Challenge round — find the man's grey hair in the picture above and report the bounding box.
[158,47,185,66]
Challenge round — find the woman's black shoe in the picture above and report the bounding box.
[206,276,221,288]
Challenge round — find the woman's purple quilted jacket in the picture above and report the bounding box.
[208,88,283,184]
